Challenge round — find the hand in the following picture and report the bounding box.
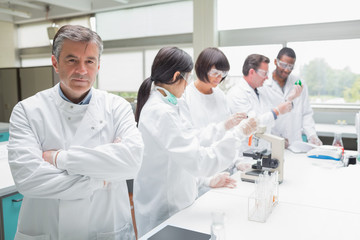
[42,150,57,165]
[209,172,237,188]
[235,162,252,172]
[309,135,322,146]
[276,101,293,115]
[224,112,247,130]
[236,117,258,137]
[287,85,303,101]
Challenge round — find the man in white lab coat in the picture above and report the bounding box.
[8,25,144,240]
[227,54,297,133]
[261,47,322,147]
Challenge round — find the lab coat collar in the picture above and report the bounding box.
[52,84,107,146]
[239,77,255,94]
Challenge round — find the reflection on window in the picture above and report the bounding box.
[218,0,360,30]
[288,39,360,104]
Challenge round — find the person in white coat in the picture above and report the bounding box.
[133,47,257,237]
[226,54,302,150]
[184,47,247,191]
[261,47,322,147]
[7,25,144,240]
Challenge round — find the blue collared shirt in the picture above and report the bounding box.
[58,85,92,105]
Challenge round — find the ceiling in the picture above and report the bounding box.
[0,0,181,24]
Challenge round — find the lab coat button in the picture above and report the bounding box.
[68,117,71,120]
[91,127,95,130]
[100,120,103,124]
[70,106,73,109]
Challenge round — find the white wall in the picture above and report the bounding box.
[0,21,18,68]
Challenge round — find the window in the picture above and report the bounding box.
[98,51,143,92]
[21,56,52,67]
[18,22,51,48]
[144,47,194,79]
[288,39,360,103]
[96,1,193,41]
[218,0,360,30]
[17,17,91,49]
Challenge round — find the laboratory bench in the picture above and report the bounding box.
[0,141,23,240]
[0,123,9,143]
[140,150,360,240]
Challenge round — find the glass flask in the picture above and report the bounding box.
[332,132,344,148]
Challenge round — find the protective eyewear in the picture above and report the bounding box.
[208,69,228,79]
[256,69,268,78]
[181,73,192,83]
[276,59,294,70]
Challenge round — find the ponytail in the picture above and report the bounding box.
[135,47,193,126]
[135,77,153,125]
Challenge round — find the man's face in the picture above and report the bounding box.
[252,62,269,88]
[52,39,100,102]
[274,55,295,80]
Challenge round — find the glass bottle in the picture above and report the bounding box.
[211,211,226,240]
[332,132,343,148]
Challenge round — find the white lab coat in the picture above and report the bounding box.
[226,77,275,150]
[8,84,144,240]
[227,77,275,127]
[184,82,230,130]
[261,74,317,144]
[184,82,234,190]
[134,89,239,237]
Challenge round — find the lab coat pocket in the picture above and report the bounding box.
[97,222,135,240]
[15,232,50,240]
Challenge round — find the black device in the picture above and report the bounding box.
[241,148,280,183]
[148,225,211,240]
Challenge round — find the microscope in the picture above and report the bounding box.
[240,126,285,183]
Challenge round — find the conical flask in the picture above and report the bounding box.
[332,132,343,148]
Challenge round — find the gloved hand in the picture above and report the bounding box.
[287,85,303,101]
[235,117,258,137]
[308,135,323,146]
[276,101,293,115]
[209,172,237,188]
[224,112,248,130]
[236,162,252,172]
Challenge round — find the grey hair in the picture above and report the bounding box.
[52,25,103,61]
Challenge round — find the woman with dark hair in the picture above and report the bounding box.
[133,47,257,237]
[184,47,249,192]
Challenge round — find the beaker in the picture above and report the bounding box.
[332,132,344,148]
[211,211,226,240]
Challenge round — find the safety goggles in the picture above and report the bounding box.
[256,69,268,78]
[276,59,294,71]
[181,72,192,83]
[208,69,228,79]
